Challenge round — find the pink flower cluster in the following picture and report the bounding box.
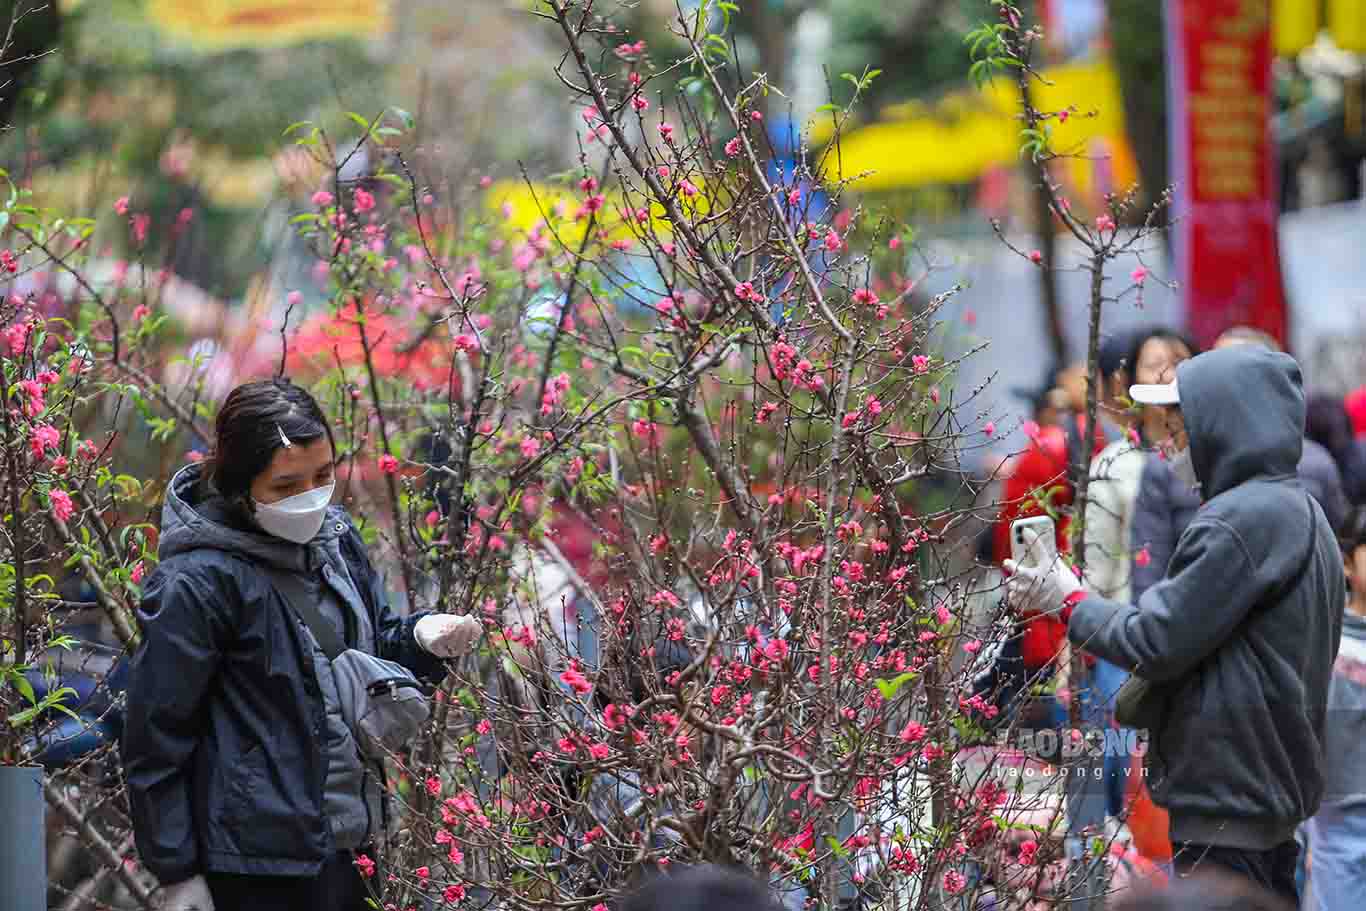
[559,661,592,695]
[49,488,75,523]
[630,419,660,447]
[29,424,60,460]
[541,372,571,416]
[734,281,764,304]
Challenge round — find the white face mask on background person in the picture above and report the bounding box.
[1168,446,1200,492]
[251,481,336,544]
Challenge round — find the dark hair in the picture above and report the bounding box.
[1123,327,1201,392]
[1099,326,1149,382]
[207,379,335,506]
[620,865,784,911]
[1340,505,1366,555]
[1306,394,1354,464]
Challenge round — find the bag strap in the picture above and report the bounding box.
[1258,493,1319,618]
[1136,493,1318,682]
[266,566,348,660]
[1228,493,1318,638]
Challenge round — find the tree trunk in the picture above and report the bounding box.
[1107,0,1170,220]
[1032,163,1068,365]
[750,1,791,121]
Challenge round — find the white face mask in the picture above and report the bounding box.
[251,482,335,544]
[1168,446,1200,492]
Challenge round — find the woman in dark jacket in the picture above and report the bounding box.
[122,380,481,911]
[1306,394,1366,506]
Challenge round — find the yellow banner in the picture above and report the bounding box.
[148,1,389,48]
[484,178,704,247]
[821,59,1136,194]
[1331,0,1366,52]
[1273,0,1320,55]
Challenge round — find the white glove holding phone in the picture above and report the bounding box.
[157,875,214,911]
[414,614,482,658]
[1003,517,1082,616]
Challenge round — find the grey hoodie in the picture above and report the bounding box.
[1131,439,1348,604]
[1067,346,1344,850]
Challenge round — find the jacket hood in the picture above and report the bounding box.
[157,463,349,571]
[1178,346,1304,499]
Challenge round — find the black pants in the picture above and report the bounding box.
[204,851,370,911]
[1172,839,1300,906]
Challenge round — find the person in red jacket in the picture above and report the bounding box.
[1345,387,1366,441]
[993,422,1076,673]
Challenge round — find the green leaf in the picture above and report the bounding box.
[826,836,849,859]
[14,675,34,706]
[389,107,415,131]
[8,706,40,727]
[717,1,738,29]
[874,671,919,700]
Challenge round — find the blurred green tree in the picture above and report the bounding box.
[2,0,386,297]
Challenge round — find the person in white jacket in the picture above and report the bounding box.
[1085,328,1197,604]
[1080,327,1194,822]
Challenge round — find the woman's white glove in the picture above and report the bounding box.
[1002,557,1082,616]
[414,614,482,658]
[157,875,214,911]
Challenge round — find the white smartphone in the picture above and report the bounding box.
[1010,516,1058,570]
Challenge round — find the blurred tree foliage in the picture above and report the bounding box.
[624,0,974,120]
[2,0,386,297]
[821,0,983,111]
[1105,0,1168,215]
[0,0,61,128]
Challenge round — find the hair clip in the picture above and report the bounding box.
[277,424,293,448]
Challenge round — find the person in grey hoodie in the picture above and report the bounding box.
[1004,346,1344,904]
[1301,506,1366,909]
[122,380,482,911]
[1129,330,1348,602]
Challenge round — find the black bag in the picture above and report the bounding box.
[1114,494,1318,730]
[1113,672,1166,731]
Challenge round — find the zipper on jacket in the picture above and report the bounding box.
[366,676,422,697]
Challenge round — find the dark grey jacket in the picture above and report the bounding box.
[121,465,445,883]
[1300,439,1350,532]
[1069,346,1344,850]
[1131,440,1348,602]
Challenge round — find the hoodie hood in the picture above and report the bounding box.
[158,463,349,571]
[1178,346,1304,499]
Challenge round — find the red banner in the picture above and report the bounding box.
[1166,0,1287,349]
